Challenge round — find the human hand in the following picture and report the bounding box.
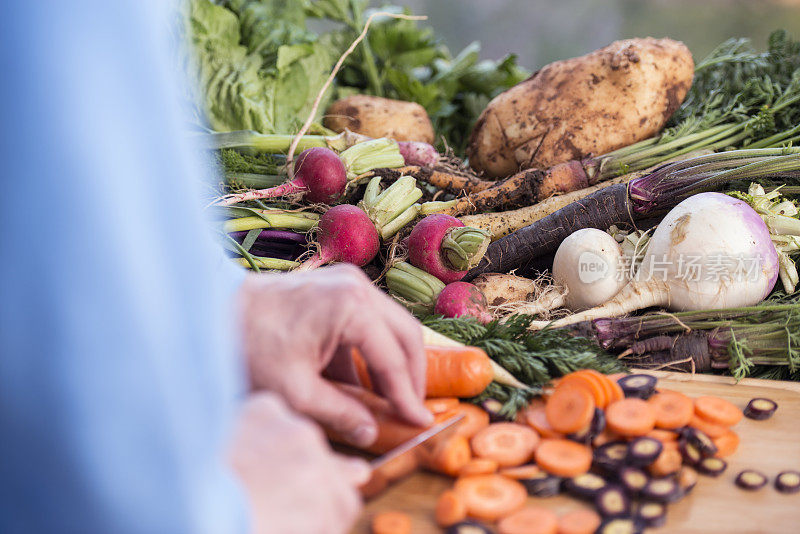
[230,394,370,534]
[237,264,432,448]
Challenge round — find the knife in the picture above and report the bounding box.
[370,413,465,470]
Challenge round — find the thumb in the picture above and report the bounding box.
[298,377,379,449]
[334,454,372,487]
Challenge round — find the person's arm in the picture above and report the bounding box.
[0,2,247,533]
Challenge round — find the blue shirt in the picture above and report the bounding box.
[0,2,248,532]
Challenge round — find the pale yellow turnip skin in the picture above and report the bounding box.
[467,38,695,178]
[324,95,435,144]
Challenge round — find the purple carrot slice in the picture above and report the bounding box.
[744,398,778,420]
[736,470,768,491]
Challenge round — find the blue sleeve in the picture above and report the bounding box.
[0,2,249,533]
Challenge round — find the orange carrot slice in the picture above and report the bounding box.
[453,402,491,439]
[606,398,656,437]
[459,458,499,477]
[545,385,595,434]
[425,397,460,414]
[534,439,592,477]
[453,474,528,522]
[694,396,743,427]
[713,430,740,457]
[559,371,607,408]
[435,490,467,528]
[371,511,412,534]
[524,405,565,439]
[648,390,694,429]
[557,508,602,534]
[419,434,472,476]
[689,414,728,439]
[583,370,615,409]
[646,429,680,443]
[648,447,682,477]
[605,375,625,405]
[499,464,541,480]
[497,506,559,534]
[471,423,540,467]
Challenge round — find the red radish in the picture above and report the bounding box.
[435,282,493,324]
[219,147,347,206]
[399,141,439,167]
[297,205,379,270]
[408,215,491,284]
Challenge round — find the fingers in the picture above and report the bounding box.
[376,295,426,398]
[349,319,432,428]
[289,375,379,448]
[334,454,372,487]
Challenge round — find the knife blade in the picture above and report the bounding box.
[370,413,465,470]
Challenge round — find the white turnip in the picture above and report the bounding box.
[536,193,780,328]
[552,228,629,311]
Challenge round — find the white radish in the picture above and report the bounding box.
[552,228,628,311]
[534,193,780,328]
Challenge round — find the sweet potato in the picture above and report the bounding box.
[324,95,435,144]
[467,38,694,178]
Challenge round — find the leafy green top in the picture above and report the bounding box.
[663,30,800,143]
[182,0,528,155]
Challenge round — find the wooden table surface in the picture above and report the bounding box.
[355,371,800,533]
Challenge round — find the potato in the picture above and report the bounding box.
[324,95,435,144]
[467,38,694,178]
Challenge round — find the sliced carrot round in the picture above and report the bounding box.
[648,447,682,477]
[499,464,541,480]
[471,423,540,467]
[453,474,528,522]
[646,429,680,444]
[371,511,411,534]
[583,370,615,408]
[524,405,565,439]
[559,371,607,408]
[545,386,595,434]
[689,413,728,439]
[605,376,625,404]
[534,439,592,477]
[557,508,602,534]
[606,398,656,437]
[459,458,499,477]
[435,490,467,528]
[648,390,694,429]
[694,396,743,427]
[453,402,491,439]
[419,434,472,476]
[425,397,460,414]
[713,430,740,457]
[497,505,559,534]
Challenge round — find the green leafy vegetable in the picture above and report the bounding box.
[183,0,528,154]
[182,0,334,133]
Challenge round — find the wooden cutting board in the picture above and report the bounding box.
[354,371,800,534]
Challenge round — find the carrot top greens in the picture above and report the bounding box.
[422,315,625,417]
